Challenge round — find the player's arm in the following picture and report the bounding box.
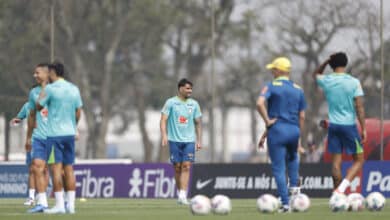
[312,58,330,83]
[160,113,169,147]
[25,110,36,152]
[194,117,202,151]
[299,110,306,152]
[354,96,366,143]
[256,96,276,128]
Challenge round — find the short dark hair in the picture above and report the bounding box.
[177,78,193,90]
[329,52,348,70]
[36,63,50,68]
[48,61,65,77]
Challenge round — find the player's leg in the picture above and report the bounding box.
[44,138,66,214]
[268,143,288,208]
[169,141,184,203]
[24,152,35,206]
[63,136,76,213]
[336,125,364,193]
[286,128,300,196]
[327,124,343,191]
[177,142,194,204]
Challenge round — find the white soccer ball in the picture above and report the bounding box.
[190,195,211,215]
[347,193,365,211]
[290,193,310,212]
[329,193,348,212]
[257,194,279,213]
[211,194,232,215]
[365,192,386,211]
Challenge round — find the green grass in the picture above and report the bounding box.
[0,198,389,220]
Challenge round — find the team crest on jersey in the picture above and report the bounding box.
[40,108,48,117]
[178,116,188,124]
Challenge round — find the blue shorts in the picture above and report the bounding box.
[47,136,75,165]
[26,151,32,166]
[168,141,195,164]
[327,123,363,155]
[31,138,48,161]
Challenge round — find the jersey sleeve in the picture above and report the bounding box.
[193,101,202,119]
[299,91,307,111]
[161,99,172,116]
[316,75,325,89]
[354,80,364,97]
[75,87,83,109]
[259,82,272,99]
[16,102,30,120]
[39,85,52,107]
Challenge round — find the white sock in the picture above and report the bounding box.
[289,187,301,195]
[54,191,65,209]
[29,189,35,199]
[337,179,350,193]
[178,190,187,199]
[37,192,48,207]
[66,191,76,209]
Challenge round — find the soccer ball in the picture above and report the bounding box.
[190,195,211,215]
[211,194,232,215]
[290,194,310,212]
[256,194,279,213]
[365,192,386,211]
[329,193,348,212]
[347,193,365,211]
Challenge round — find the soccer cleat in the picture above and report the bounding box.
[43,206,66,214]
[177,198,190,205]
[27,204,47,213]
[65,203,75,214]
[278,205,291,213]
[23,198,35,206]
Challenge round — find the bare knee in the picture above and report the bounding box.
[181,162,191,172]
[174,163,182,173]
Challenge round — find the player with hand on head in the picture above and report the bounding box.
[160,78,202,205]
[313,52,365,195]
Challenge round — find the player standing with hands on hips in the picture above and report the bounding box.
[160,78,202,205]
[313,52,366,195]
[257,57,306,212]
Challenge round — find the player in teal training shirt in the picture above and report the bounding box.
[313,52,366,195]
[160,78,202,205]
[37,62,82,214]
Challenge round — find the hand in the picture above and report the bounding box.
[196,142,202,151]
[258,132,267,149]
[298,146,306,154]
[361,129,367,144]
[10,118,21,126]
[25,138,32,152]
[161,135,168,147]
[266,118,277,129]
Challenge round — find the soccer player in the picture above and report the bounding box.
[25,64,52,213]
[37,62,82,214]
[313,52,365,194]
[11,102,36,205]
[160,78,202,205]
[257,57,306,212]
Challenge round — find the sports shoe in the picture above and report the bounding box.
[65,203,75,214]
[278,205,291,213]
[177,197,190,205]
[43,206,66,214]
[27,204,47,213]
[23,198,35,206]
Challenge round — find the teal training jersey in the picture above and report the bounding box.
[28,86,49,139]
[16,102,31,120]
[161,96,202,142]
[39,79,83,137]
[316,73,364,125]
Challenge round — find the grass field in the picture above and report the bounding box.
[0,198,389,220]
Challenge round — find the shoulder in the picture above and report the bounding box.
[189,98,200,105]
[291,81,303,90]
